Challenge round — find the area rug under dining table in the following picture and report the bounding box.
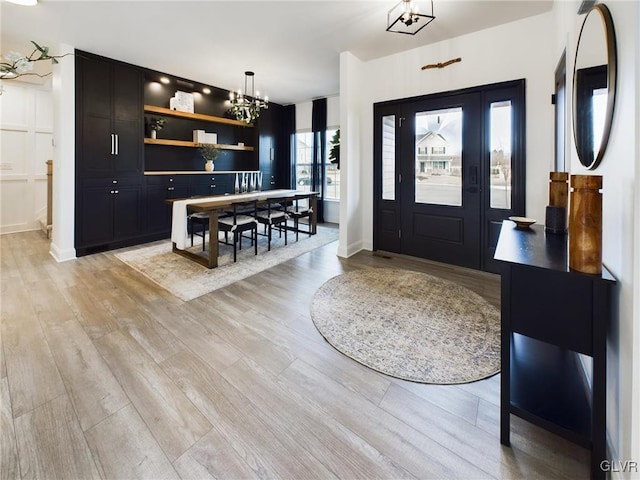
[115,224,338,301]
[311,267,500,384]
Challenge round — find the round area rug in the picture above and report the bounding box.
[310,268,500,384]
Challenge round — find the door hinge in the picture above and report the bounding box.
[399,117,405,128]
[398,229,402,239]
[398,173,402,184]
[551,93,557,105]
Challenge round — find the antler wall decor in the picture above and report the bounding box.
[421,57,462,70]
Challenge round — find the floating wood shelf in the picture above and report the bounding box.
[144,138,254,151]
[143,105,252,127]
[144,170,260,175]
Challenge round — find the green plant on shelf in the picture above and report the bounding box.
[198,143,222,162]
[148,117,167,131]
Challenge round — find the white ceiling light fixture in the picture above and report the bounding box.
[387,0,435,35]
[5,0,38,6]
[228,71,268,125]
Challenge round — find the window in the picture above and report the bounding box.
[489,100,512,209]
[325,128,340,200]
[415,107,462,206]
[294,128,341,200]
[295,131,313,192]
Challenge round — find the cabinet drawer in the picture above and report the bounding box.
[510,265,593,355]
[82,176,142,188]
[145,175,190,186]
[191,175,231,194]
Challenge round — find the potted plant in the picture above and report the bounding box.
[148,117,167,139]
[198,143,221,172]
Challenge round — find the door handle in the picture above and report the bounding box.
[469,166,478,185]
[115,134,119,155]
[465,166,479,193]
[111,134,114,155]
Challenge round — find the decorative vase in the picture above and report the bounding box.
[569,174,602,275]
[257,172,262,191]
[545,205,566,234]
[204,160,214,172]
[151,129,157,139]
[241,173,247,193]
[234,173,240,194]
[549,171,569,208]
[249,173,255,191]
[546,172,569,234]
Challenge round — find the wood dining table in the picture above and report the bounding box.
[167,189,318,269]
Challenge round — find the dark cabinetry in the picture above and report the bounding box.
[77,53,143,177]
[145,174,231,234]
[78,178,143,246]
[257,105,281,189]
[75,52,144,255]
[495,221,615,480]
[75,50,286,255]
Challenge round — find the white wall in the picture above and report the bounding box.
[338,51,365,257]
[341,12,556,254]
[341,4,639,475]
[634,3,640,471]
[0,81,52,233]
[50,43,76,262]
[555,1,638,475]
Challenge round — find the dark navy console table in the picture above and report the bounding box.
[494,221,615,480]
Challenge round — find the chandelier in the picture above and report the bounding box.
[387,0,435,35]
[228,71,268,124]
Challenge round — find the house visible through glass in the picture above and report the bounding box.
[414,108,463,206]
[489,100,512,210]
[295,129,340,199]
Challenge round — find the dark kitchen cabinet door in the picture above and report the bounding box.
[113,185,143,238]
[77,53,143,178]
[76,179,143,251]
[78,185,114,246]
[190,175,231,196]
[145,176,189,234]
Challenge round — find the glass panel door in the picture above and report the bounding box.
[399,93,482,270]
[374,79,526,273]
[415,108,462,206]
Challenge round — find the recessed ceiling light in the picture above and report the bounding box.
[202,87,211,94]
[159,77,170,84]
[5,0,38,5]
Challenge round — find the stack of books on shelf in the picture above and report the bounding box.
[193,130,218,144]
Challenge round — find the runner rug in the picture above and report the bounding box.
[115,225,338,301]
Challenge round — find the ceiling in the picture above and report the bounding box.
[1,0,552,105]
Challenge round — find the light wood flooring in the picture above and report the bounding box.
[0,230,589,479]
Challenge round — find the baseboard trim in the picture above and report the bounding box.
[337,239,363,258]
[49,242,76,263]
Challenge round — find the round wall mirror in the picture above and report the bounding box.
[572,3,617,170]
